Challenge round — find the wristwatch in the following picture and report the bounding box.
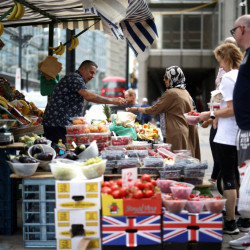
[210,111,216,120]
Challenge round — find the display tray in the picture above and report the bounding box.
[10,124,44,140]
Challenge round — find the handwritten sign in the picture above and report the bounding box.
[122,168,137,187]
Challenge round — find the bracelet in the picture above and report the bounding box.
[137,107,139,112]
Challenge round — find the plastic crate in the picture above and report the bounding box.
[22,178,56,248]
[0,148,18,235]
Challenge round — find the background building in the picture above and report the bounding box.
[137,0,243,110]
[0,26,126,97]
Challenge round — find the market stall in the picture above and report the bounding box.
[5,111,218,250]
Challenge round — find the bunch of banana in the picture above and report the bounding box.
[68,36,79,51]
[8,1,25,21]
[49,42,65,56]
[0,22,4,36]
[0,96,8,109]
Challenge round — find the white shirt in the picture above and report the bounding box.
[214,69,239,146]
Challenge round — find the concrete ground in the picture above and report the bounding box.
[0,125,246,249]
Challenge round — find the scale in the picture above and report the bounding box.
[0,120,16,145]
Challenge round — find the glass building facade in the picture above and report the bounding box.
[0,26,107,93]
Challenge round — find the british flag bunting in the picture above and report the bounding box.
[102,215,161,247]
[163,212,223,243]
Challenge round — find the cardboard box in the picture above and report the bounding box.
[163,211,223,243]
[57,237,101,250]
[55,209,100,239]
[102,193,162,216]
[56,177,102,210]
[102,215,161,247]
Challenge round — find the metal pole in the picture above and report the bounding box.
[18,27,23,89]
[66,29,75,74]
[125,43,129,89]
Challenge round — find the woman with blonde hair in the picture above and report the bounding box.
[199,43,243,234]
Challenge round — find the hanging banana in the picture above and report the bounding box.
[56,44,65,56]
[68,36,76,51]
[7,2,18,20]
[8,1,25,21]
[52,42,65,56]
[0,22,4,36]
[15,2,25,20]
[73,36,79,49]
[68,36,79,51]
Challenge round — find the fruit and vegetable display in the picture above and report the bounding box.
[79,157,106,179]
[50,159,80,180]
[0,78,44,128]
[184,110,201,125]
[101,174,160,199]
[6,154,39,164]
[134,122,160,141]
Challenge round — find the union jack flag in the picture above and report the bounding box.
[163,212,223,243]
[102,215,161,247]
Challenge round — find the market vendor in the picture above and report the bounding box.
[126,66,201,159]
[43,60,126,144]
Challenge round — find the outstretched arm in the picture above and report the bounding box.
[78,89,126,105]
[126,107,146,113]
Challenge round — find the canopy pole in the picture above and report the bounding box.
[66,29,75,74]
[48,22,54,56]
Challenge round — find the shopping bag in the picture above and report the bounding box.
[238,160,250,217]
[109,119,137,141]
[40,73,59,96]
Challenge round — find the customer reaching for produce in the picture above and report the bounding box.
[126,66,201,159]
[43,60,126,144]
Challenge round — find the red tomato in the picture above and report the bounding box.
[102,181,111,187]
[141,174,151,182]
[144,182,153,190]
[112,190,121,199]
[116,179,123,187]
[137,181,146,190]
[111,184,119,191]
[130,186,139,193]
[133,190,143,199]
[119,187,129,197]
[151,179,157,186]
[143,190,154,198]
[102,186,112,194]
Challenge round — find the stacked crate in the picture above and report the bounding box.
[0,148,17,235]
[22,178,56,247]
[55,177,102,250]
[101,193,162,249]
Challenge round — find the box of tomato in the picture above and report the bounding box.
[102,193,161,216]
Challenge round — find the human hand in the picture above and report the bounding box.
[112,97,127,106]
[126,107,137,113]
[201,119,213,128]
[198,111,211,122]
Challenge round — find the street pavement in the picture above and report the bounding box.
[0,125,246,249]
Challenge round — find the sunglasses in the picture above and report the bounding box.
[230,26,241,36]
[164,75,168,80]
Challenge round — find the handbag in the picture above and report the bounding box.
[40,73,59,96]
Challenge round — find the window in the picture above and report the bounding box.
[183,15,201,49]
[163,15,181,49]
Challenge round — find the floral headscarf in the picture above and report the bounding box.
[166,66,186,89]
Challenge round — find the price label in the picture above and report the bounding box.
[122,168,137,187]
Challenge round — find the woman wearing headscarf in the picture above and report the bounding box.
[126,66,201,159]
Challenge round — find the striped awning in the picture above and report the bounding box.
[83,0,158,56]
[0,0,102,31]
[0,0,157,55]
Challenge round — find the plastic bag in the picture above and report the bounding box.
[116,111,137,128]
[109,119,137,141]
[238,160,250,217]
